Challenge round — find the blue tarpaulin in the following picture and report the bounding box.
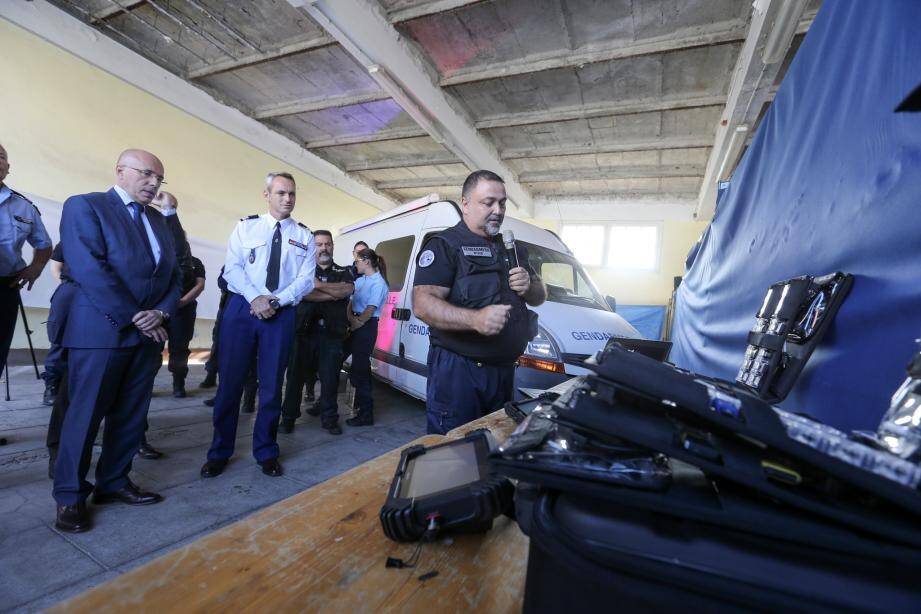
[671,0,921,431]
[619,305,666,341]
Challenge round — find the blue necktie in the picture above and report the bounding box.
[266,221,282,292]
[131,202,155,264]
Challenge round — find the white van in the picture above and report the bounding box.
[335,198,641,400]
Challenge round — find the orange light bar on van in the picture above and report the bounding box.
[518,356,566,374]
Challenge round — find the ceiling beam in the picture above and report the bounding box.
[519,165,705,183]
[298,0,534,215]
[185,33,335,79]
[345,153,461,172]
[90,0,145,22]
[694,0,812,220]
[501,136,713,160]
[387,0,484,23]
[439,22,747,87]
[375,175,468,190]
[1,0,395,211]
[476,94,727,130]
[534,199,698,222]
[253,91,389,119]
[306,126,429,148]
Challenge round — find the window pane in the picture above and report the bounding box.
[607,225,658,270]
[374,235,416,290]
[561,225,604,266]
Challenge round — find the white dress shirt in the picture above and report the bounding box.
[224,213,316,307]
[112,185,161,264]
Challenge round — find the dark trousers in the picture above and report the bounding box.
[52,342,162,505]
[166,301,197,379]
[43,343,67,385]
[425,345,515,435]
[348,318,378,420]
[207,294,294,463]
[46,372,70,450]
[203,299,225,377]
[0,285,19,375]
[283,329,343,427]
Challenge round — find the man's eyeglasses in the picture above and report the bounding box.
[123,166,167,185]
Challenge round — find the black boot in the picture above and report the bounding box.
[43,380,58,406]
[199,372,217,388]
[172,375,187,398]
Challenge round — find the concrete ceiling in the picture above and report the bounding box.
[46,0,820,219]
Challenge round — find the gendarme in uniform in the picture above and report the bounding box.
[0,184,51,373]
[414,219,538,433]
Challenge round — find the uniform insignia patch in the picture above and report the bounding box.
[248,249,256,264]
[461,246,492,257]
[13,215,33,224]
[288,239,308,250]
[418,249,435,268]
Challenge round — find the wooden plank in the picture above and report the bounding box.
[54,411,527,613]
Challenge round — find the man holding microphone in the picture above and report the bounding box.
[412,170,546,435]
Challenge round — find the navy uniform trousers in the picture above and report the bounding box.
[425,345,515,435]
[207,293,294,463]
[52,342,162,504]
[348,317,378,420]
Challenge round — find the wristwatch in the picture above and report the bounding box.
[156,309,170,323]
[269,298,281,310]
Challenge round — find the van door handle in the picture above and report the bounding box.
[392,308,412,321]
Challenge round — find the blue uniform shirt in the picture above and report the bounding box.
[0,185,52,276]
[353,271,389,318]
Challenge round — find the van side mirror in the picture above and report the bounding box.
[605,295,617,312]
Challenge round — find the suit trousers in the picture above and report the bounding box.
[52,342,162,505]
[207,294,294,463]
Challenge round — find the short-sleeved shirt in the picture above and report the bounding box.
[353,271,389,319]
[182,255,206,294]
[301,261,354,336]
[0,186,52,276]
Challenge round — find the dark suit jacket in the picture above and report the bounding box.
[54,188,182,349]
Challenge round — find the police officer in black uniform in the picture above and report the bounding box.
[280,230,354,435]
[413,170,546,434]
[164,254,205,397]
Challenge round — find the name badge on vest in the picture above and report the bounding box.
[461,246,492,257]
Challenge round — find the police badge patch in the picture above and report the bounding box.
[418,249,435,268]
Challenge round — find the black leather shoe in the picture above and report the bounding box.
[305,391,315,404]
[279,419,295,434]
[346,416,374,427]
[306,403,322,417]
[324,423,343,435]
[200,459,228,478]
[204,396,216,407]
[92,479,163,506]
[172,384,187,398]
[199,373,217,388]
[43,382,58,406]
[137,441,163,460]
[48,447,57,480]
[55,503,91,533]
[260,458,283,477]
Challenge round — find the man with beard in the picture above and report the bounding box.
[412,170,546,434]
[280,230,354,435]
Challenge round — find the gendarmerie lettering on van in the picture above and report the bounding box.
[336,197,641,401]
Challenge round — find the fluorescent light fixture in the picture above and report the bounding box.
[717,125,749,181]
[761,0,808,64]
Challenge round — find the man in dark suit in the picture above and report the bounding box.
[52,149,181,533]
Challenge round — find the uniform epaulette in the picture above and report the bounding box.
[297,222,310,231]
[240,214,260,221]
[8,190,40,214]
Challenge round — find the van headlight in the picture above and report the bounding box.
[524,326,561,361]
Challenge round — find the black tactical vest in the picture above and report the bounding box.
[427,222,537,364]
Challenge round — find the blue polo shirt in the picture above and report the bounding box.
[352,271,389,318]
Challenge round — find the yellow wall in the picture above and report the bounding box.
[1,18,383,350]
[586,220,707,305]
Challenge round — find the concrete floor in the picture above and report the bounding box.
[0,362,427,613]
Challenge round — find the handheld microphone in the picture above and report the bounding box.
[502,230,519,270]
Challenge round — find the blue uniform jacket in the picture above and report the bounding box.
[53,188,182,349]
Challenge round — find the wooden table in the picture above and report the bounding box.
[55,411,528,613]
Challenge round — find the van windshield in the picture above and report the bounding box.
[521,241,610,311]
